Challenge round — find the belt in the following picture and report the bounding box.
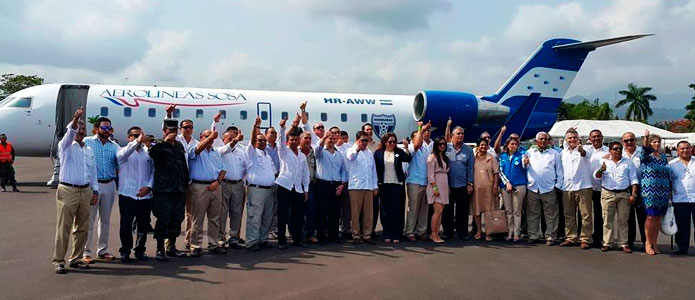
[60,182,90,189]
[249,184,273,189]
[191,179,216,185]
[316,178,342,185]
[223,179,242,184]
[602,187,629,193]
[98,178,113,184]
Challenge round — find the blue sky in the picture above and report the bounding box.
[1,0,693,108]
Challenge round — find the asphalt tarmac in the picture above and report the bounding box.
[1,157,694,300]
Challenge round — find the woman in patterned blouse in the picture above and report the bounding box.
[639,130,671,255]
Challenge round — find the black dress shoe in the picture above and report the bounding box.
[120,254,132,263]
[247,243,261,251]
[278,243,288,250]
[364,239,376,245]
[54,263,67,274]
[673,249,688,255]
[527,239,539,244]
[228,242,243,249]
[12,187,20,192]
[69,261,90,270]
[134,252,148,261]
[156,250,168,261]
[166,248,188,257]
[211,247,227,254]
[260,241,273,249]
[292,242,309,248]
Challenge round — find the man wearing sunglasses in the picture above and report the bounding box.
[82,117,119,263]
[595,141,639,253]
[116,127,154,263]
[346,131,379,245]
[621,132,647,250]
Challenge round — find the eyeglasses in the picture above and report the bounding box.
[360,139,369,143]
[129,133,141,138]
[315,126,324,130]
[100,125,113,131]
[611,147,622,151]
[257,139,267,142]
[181,126,193,130]
[387,140,396,144]
[622,138,635,143]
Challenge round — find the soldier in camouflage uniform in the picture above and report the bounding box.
[148,119,189,261]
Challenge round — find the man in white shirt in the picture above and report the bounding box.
[526,132,564,246]
[621,132,646,249]
[595,141,639,253]
[187,128,227,257]
[53,107,98,274]
[214,127,246,249]
[275,114,311,249]
[245,116,278,251]
[346,130,379,245]
[584,129,609,247]
[669,141,695,255]
[116,126,154,263]
[560,129,594,249]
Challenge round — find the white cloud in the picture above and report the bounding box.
[120,30,194,86]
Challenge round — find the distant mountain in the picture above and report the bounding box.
[565,86,692,122]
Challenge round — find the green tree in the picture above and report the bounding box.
[615,82,657,122]
[557,98,614,121]
[0,74,44,98]
[684,83,695,131]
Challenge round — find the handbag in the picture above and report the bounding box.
[661,205,678,236]
[484,209,508,234]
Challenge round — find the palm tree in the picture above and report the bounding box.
[615,83,657,122]
[684,83,695,131]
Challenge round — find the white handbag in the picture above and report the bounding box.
[660,205,678,236]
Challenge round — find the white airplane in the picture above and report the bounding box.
[0,34,649,160]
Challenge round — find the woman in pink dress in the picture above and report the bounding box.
[427,136,450,243]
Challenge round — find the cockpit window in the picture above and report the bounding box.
[6,97,32,108]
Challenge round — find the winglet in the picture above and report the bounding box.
[552,34,653,51]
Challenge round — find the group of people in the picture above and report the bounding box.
[50,103,695,275]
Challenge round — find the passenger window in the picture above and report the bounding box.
[173,109,181,118]
[281,111,288,120]
[100,107,108,116]
[8,97,31,108]
[240,110,247,120]
[341,113,347,122]
[196,109,204,119]
[148,108,156,118]
[361,114,368,123]
[321,113,328,122]
[218,110,226,119]
[261,111,268,120]
[124,107,131,117]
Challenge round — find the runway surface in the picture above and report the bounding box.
[1,157,693,300]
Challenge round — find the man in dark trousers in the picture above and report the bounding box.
[149,119,190,261]
[0,133,19,192]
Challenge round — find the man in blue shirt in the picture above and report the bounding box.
[83,117,119,263]
[404,121,433,241]
[443,120,475,240]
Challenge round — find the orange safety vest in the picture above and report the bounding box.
[0,143,13,163]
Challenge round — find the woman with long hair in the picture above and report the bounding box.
[374,132,411,244]
[640,130,671,255]
[427,136,450,243]
[499,136,527,242]
[473,138,500,241]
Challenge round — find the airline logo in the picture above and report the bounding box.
[99,89,248,107]
[372,114,396,138]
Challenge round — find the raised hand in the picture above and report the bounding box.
[423,121,432,131]
[165,104,176,116]
[402,138,409,149]
[601,161,607,172]
[136,132,146,144]
[164,132,177,143]
[446,117,452,127]
[73,106,84,121]
[279,118,287,128]
[292,113,301,127]
[213,111,222,123]
[254,116,262,127]
[500,125,507,134]
[234,133,244,142]
[299,101,307,111]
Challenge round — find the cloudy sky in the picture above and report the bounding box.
[1,0,693,107]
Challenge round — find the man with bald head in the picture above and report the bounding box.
[621,132,646,249]
[214,127,246,249]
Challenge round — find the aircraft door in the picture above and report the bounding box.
[48,85,89,185]
[257,102,272,129]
